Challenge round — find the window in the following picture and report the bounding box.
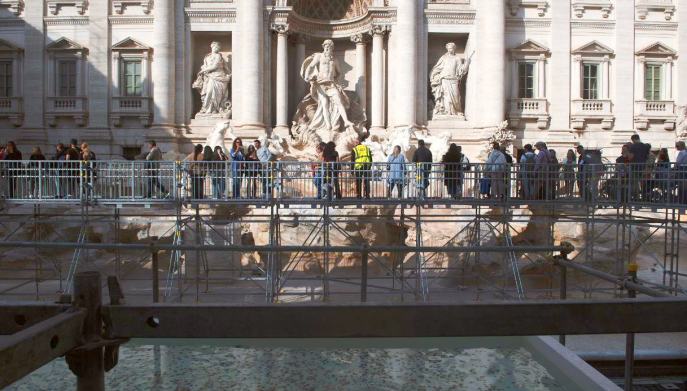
[644,63,662,101]
[121,60,142,97]
[582,63,599,100]
[0,61,11,97]
[58,60,77,96]
[518,62,535,99]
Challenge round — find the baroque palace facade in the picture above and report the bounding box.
[0,0,685,158]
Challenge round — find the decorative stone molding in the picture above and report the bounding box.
[275,7,395,39]
[45,16,89,26]
[636,0,675,21]
[636,41,676,58]
[113,0,152,15]
[570,21,615,30]
[185,9,236,25]
[572,0,612,19]
[0,0,24,15]
[506,19,551,29]
[635,21,677,31]
[369,23,390,36]
[572,40,614,57]
[47,1,88,16]
[424,10,476,25]
[350,32,370,44]
[508,0,548,17]
[109,16,154,25]
[508,39,550,58]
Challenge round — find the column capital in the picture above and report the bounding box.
[271,23,290,35]
[369,24,390,37]
[351,33,370,45]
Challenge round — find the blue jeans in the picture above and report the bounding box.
[313,173,323,198]
[212,176,226,199]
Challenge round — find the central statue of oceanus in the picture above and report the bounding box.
[290,39,367,152]
[430,43,473,118]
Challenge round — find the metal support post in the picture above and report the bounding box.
[151,236,159,303]
[361,246,368,302]
[66,271,105,391]
[624,262,638,391]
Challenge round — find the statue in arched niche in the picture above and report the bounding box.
[290,39,367,153]
[193,41,232,116]
[430,42,473,118]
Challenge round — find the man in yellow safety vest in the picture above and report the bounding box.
[351,137,372,199]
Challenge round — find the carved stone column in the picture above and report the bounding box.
[679,3,687,107]
[615,0,634,131]
[550,0,571,130]
[394,0,419,129]
[370,25,387,132]
[234,0,265,130]
[152,0,176,127]
[291,34,307,105]
[476,0,506,127]
[351,33,369,113]
[274,24,289,132]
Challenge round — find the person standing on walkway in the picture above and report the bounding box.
[441,143,464,199]
[186,144,205,199]
[519,144,536,199]
[412,139,433,199]
[2,141,22,198]
[144,140,168,199]
[256,139,273,198]
[229,138,245,198]
[352,137,372,199]
[486,142,507,200]
[28,146,46,199]
[387,145,406,198]
[323,141,341,200]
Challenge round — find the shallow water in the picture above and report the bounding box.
[9,338,577,391]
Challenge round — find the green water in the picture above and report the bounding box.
[8,338,580,390]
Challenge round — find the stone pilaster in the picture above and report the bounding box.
[392,0,419,129]
[476,0,506,127]
[614,0,635,132]
[234,0,265,130]
[549,0,571,131]
[273,23,289,132]
[23,0,44,129]
[88,0,110,130]
[152,0,176,127]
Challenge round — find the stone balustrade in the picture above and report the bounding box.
[45,96,88,127]
[0,97,23,126]
[111,96,152,127]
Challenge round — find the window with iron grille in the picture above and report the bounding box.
[582,63,599,100]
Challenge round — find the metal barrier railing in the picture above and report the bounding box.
[0,160,685,207]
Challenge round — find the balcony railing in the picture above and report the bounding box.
[635,100,675,117]
[110,96,152,127]
[572,99,612,116]
[112,96,151,113]
[509,98,548,117]
[0,96,22,114]
[46,96,87,114]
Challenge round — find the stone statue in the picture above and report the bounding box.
[290,39,367,153]
[430,43,472,118]
[193,41,231,116]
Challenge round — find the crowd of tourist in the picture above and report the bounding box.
[1,134,687,204]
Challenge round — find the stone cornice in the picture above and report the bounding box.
[570,20,615,30]
[109,15,154,25]
[185,8,236,24]
[425,9,476,25]
[635,21,677,31]
[0,18,24,27]
[45,16,89,26]
[271,7,396,39]
[505,18,551,29]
